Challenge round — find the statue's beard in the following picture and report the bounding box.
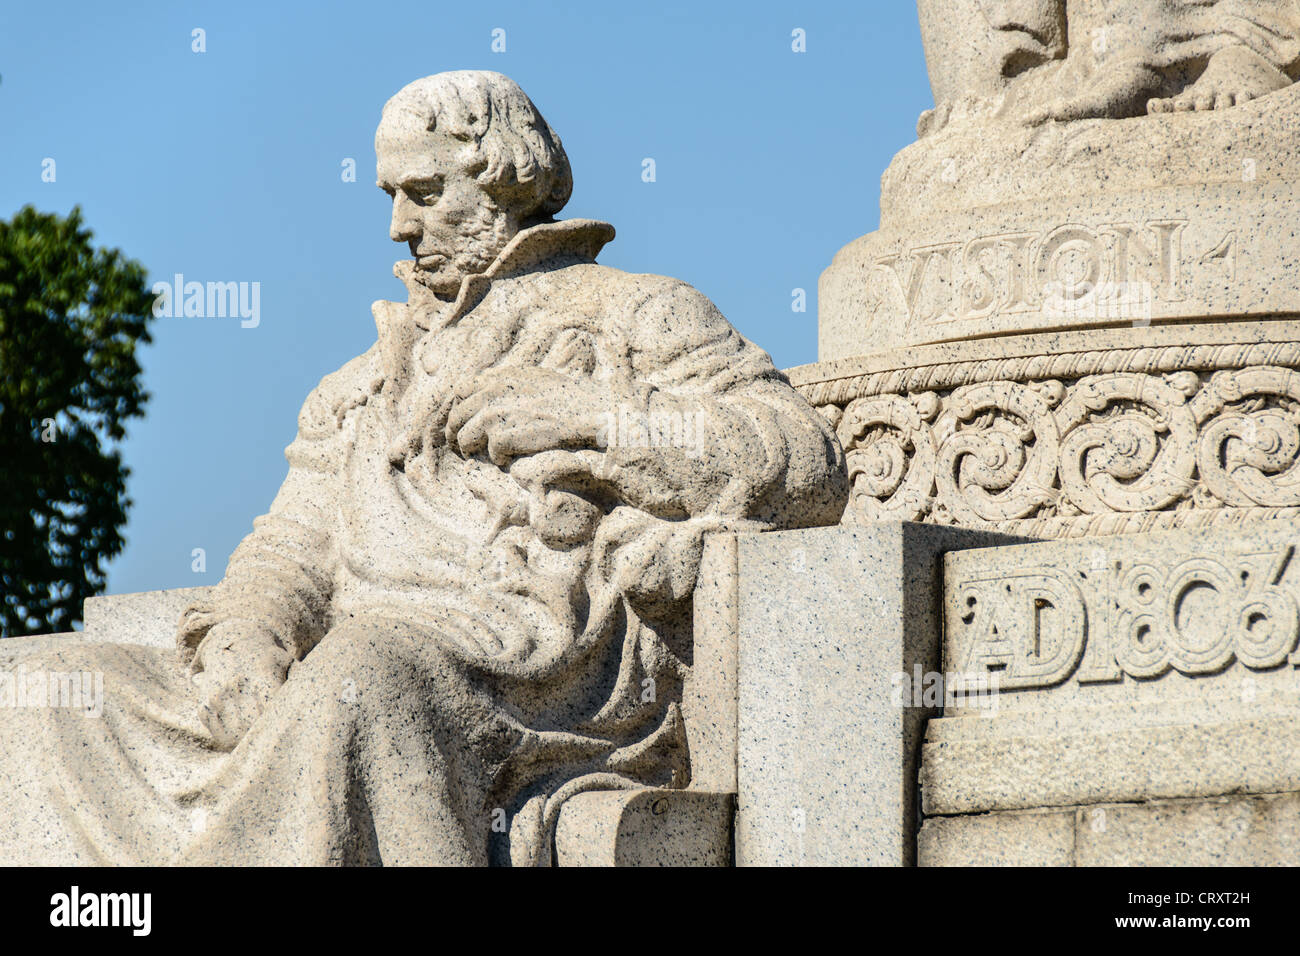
[410,203,516,293]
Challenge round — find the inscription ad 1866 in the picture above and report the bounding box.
[941,521,1300,715]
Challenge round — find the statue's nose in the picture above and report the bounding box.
[389,194,421,242]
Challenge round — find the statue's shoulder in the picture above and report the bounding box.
[294,344,384,442]
[544,263,778,383]
[548,262,726,328]
[603,267,751,347]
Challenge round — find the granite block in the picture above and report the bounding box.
[734,522,1027,866]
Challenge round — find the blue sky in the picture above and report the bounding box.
[0,0,932,599]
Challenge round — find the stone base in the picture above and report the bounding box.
[555,789,734,867]
[18,515,1300,866]
[919,519,1300,866]
[920,791,1300,867]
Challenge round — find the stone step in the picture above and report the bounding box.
[0,632,92,664]
[555,789,734,866]
[82,586,212,649]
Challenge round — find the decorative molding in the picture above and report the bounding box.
[797,332,1300,537]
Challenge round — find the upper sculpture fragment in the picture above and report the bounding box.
[917,0,1300,134]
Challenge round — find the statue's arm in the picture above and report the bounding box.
[604,278,847,527]
[177,352,376,665]
[182,456,337,660]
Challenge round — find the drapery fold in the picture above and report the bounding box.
[0,220,845,865]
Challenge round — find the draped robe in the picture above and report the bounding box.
[1116,0,1300,76]
[0,219,846,865]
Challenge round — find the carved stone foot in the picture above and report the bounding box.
[1148,44,1292,114]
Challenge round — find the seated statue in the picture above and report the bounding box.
[918,0,1300,132]
[0,71,846,865]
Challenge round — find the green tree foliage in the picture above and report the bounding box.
[0,206,153,635]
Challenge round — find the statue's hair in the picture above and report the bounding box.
[383,71,572,221]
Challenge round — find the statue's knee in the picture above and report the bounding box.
[292,622,431,703]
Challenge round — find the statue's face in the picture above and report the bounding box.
[375,109,519,295]
[975,0,1067,74]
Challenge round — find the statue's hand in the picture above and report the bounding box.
[445,368,611,465]
[191,621,293,752]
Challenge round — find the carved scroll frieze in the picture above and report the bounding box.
[809,352,1300,538]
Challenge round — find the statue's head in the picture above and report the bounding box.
[376,71,573,295]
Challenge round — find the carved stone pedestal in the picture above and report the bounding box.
[796,31,1300,866]
[918,521,1300,865]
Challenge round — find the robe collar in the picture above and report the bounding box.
[372,219,616,408]
[394,218,616,333]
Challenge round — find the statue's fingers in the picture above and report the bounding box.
[486,424,529,466]
[244,669,287,707]
[214,690,262,751]
[508,449,593,486]
[451,369,490,401]
[224,696,264,747]
[452,406,503,458]
[200,698,238,752]
[188,640,210,676]
[491,419,571,463]
[450,367,513,405]
[444,387,497,444]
